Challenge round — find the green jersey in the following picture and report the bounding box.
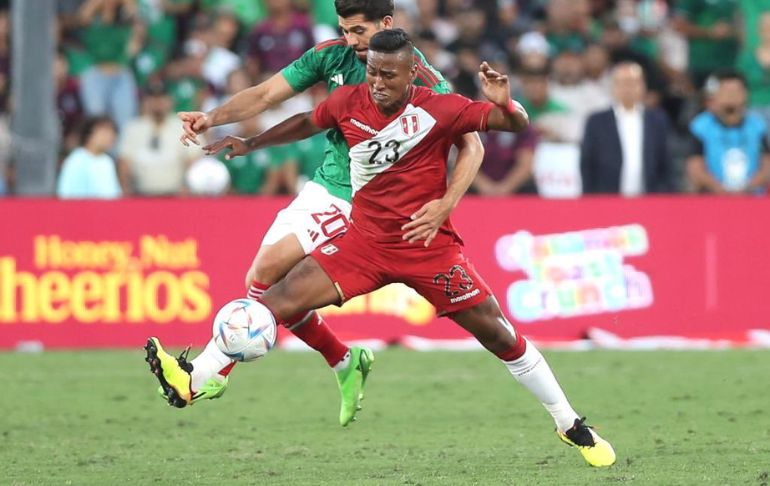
[281,39,451,201]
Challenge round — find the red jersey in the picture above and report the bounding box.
[312,84,494,245]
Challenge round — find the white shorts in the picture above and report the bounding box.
[261,181,352,255]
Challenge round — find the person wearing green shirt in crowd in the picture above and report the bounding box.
[76,0,143,130]
[737,12,770,121]
[673,0,740,87]
[145,0,484,430]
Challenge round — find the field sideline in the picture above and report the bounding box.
[1,349,768,485]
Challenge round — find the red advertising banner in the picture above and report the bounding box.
[0,197,768,350]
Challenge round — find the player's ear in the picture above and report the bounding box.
[409,63,417,82]
[380,16,394,30]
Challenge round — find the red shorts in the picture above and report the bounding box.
[310,225,491,315]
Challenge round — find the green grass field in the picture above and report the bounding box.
[1,349,768,485]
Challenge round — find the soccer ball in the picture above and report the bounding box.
[212,299,277,362]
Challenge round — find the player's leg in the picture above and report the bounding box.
[450,298,615,467]
[261,228,385,425]
[185,183,357,393]
[403,248,615,467]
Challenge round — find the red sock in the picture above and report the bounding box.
[495,327,527,361]
[247,279,269,301]
[288,311,349,367]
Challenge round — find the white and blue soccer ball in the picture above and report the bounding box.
[212,299,277,362]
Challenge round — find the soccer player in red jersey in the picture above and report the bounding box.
[204,29,616,467]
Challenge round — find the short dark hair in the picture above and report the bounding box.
[334,0,394,21]
[369,28,413,55]
[705,69,747,93]
[79,116,115,146]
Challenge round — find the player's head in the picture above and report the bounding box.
[335,0,394,60]
[79,116,117,153]
[366,29,417,113]
[704,69,748,126]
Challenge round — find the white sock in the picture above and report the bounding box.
[190,339,233,392]
[502,339,579,432]
[332,350,351,372]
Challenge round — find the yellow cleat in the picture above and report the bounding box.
[557,417,616,467]
[144,337,194,408]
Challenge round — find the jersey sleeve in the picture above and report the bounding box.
[439,94,495,137]
[311,87,349,129]
[281,46,325,93]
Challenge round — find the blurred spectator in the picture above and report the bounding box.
[581,63,673,196]
[221,116,296,195]
[55,51,84,153]
[201,68,252,141]
[516,31,549,71]
[583,43,611,94]
[118,81,201,196]
[76,0,143,130]
[543,0,590,56]
[686,71,770,194]
[519,66,580,143]
[57,116,122,199]
[472,126,539,196]
[186,19,241,93]
[738,12,770,122]
[673,0,739,87]
[415,0,458,46]
[549,51,610,141]
[414,31,455,77]
[247,0,314,77]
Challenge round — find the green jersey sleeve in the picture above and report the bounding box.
[281,47,326,93]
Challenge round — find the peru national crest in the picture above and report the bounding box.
[400,114,420,137]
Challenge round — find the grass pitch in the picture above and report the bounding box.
[1,349,768,485]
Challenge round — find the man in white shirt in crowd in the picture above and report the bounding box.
[119,82,202,196]
[580,62,673,195]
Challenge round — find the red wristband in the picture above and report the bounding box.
[507,99,523,115]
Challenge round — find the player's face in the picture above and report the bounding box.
[366,50,417,112]
[338,14,394,61]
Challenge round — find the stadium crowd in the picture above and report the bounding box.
[0,0,769,197]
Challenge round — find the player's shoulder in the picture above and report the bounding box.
[412,86,467,106]
[412,48,449,92]
[313,37,348,54]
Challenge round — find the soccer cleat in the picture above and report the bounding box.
[335,346,374,426]
[557,417,616,467]
[144,337,194,408]
[156,376,229,404]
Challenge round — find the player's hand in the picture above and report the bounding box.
[401,199,452,247]
[178,111,212,146]
[203,136,250,159]
[478,62,511,107]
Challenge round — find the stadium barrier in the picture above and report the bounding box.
[1,196,768,350]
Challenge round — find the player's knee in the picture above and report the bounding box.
[252,252,286,286]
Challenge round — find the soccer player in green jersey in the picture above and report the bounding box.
[145,0,484,427]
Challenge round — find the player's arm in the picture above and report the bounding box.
[402,132,484,246]
[203,88,342,159]
[179,73,297,146]
[202,112,324,160]
[479,63,530,133]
